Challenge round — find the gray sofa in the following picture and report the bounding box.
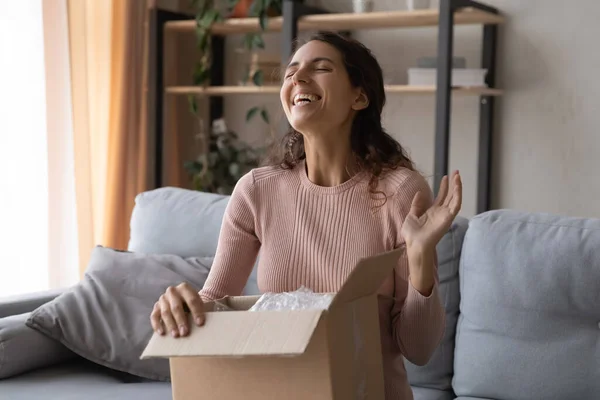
[1,187,598,400]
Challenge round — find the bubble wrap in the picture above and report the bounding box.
[249,286,334,312]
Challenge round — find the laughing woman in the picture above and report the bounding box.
[151,32,462,400]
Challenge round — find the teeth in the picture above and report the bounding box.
[293,93,320,105]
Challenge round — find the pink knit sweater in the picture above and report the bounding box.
[200,161,445,400]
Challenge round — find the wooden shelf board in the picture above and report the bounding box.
[165,7,504,35]
[167,86,281,95]
[166,85,503,96]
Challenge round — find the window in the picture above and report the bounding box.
[0,0,79,297]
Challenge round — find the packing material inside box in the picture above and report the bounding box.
[141,248,403,400]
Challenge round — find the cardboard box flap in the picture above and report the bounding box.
[141,309,323,359]
[330,247,404,308]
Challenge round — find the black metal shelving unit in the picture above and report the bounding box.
[148,0,502,213]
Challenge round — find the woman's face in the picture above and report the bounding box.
[280,40,366,135]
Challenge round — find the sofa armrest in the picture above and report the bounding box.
[0,288,66,318]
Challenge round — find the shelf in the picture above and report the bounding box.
[167,86,281,95]
[165,7,505,35]
[166,85,503,96]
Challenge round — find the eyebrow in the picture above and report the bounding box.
[286,57,335,70]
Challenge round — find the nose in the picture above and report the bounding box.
[292,68,310,85]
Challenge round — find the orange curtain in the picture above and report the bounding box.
[103,0,151,250]
[68,0,150,275]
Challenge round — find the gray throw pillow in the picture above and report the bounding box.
[26,246,211,382]
[0,313,75,379]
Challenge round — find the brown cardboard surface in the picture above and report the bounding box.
[222,295,261,310]
[329,247,404,308]
[169,320,334,400]
[141,309,323,358]
[141,248,403,399]
[326,295,385,399]
[203,295,261,312]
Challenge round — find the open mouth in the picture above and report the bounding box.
[293,93,322,106]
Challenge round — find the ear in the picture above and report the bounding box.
[351,89,369,111]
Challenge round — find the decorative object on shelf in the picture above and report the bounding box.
[237,50,281,86]
[229,0,252,17]
[352,0,374,13]
[417,56,467,69]
[410,56,487,87]
[407,0,431,11]
[184,118,263,194]
[408,68,488,87]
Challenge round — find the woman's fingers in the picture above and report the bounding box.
[166,286,189,337]
[159,294,179,337]
[150,283,206,338]
[178,283,205,327]
[150,302,165,335]
[449,173,463,215]
[443,171,459,207]
[434,176,449,207]
[409,190,427,218]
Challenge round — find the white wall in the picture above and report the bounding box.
[223,0,600,218]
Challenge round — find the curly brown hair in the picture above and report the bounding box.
[265,31,415,197]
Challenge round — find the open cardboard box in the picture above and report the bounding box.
[141,248,403,400]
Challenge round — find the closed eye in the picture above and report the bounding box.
[285,67,330,79]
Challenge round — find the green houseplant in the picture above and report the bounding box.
[184,118,264,194]
[189,0,281,94]
[185,0,281,193]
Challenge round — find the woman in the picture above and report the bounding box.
[150,31,462,399]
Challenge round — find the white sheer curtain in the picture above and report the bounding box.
[0,0,79,297]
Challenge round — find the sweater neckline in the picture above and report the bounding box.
[297,159,364,195]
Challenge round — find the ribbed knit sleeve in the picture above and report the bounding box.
[390,172,446,366]
[199,172,261,302]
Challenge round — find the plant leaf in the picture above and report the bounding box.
[188,95,199,115]
[260,108,270,124]
[259,11,268,31]
[246,106,260,121]
[252,33,265,49]
[200,8,220,28]
[196,28,209,50]
[252,69,264,86]
[193,64,210,85]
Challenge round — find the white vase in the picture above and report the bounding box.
[407,0,431,10]
[353,0,374,13]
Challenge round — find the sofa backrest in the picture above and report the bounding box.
[127,187,259,295]
[129,187,228,258]
[453,210,600,400]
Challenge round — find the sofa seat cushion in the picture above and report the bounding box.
[0,360,172,400]
[454,210,600,400]
[411,386,454,400]
[0,313,75,379]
